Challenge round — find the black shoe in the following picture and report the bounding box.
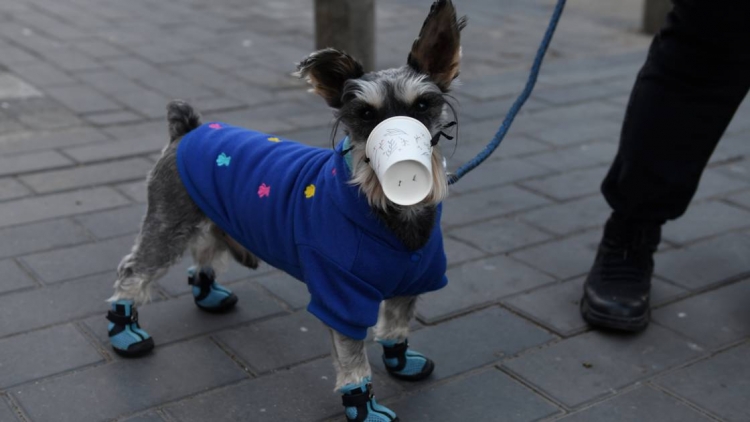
[581,214,661,332]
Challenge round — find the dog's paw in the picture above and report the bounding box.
[340,377,399,422]
[379,339,435,381]
[188,267,238,313]
[107,299,154,358]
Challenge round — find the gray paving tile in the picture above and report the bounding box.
[254,270,309,310]
[373,306,554,382]
[417,256,555,323]
[449,157,552,195]
[122,413,165,422]
[0,324,103,388]
[63,132,165,162]
[76,69,145,95]
[115,181,148,203]
[21,235,133,283]
[520,195,611,236]
[0,398,20,422]
[85,110,143,126]
[531,119,621,146]
[533,79,632,106]
[217,310,330,373]
[502,325,705,408]
[652,278,750,349]
[692,169,750,202]
[6,62,76,87]
[503,277,687,337]
[524,141,618,172]
[448,216,552,254]
[45,85,121,114]
[165,357,401,422]
[727,190,750,210]
[0,187,130,228]
[20,157,152,193]
[655,342,750,422]
[0,150,73,177]
[0,218,90,259]
[74,204,146,239]
[112,88,171,119]
[0,259,36,294]
[0,272,120,338]
[511,231,601,280]
[0,177,30,201]
[390,368,561,422]
[12,338,247,422]
[655,233,750,290]
[73,40,128,59]
[0,127,109,155]
[555,386,712,422]
[520,166,609,201]
[442,236,485,264]
[84,280,285,346]
[442,185,551,227]
[662,201,750,245]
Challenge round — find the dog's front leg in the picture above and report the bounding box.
[374,296,435,381]
[330,329,397,422]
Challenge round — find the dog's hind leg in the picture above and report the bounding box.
[374,296,435,382]
[331,330,398,422]
[107,144,206,357]
[186,223,240,313]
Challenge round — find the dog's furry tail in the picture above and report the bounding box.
[167,100,201,142]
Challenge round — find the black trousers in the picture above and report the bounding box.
[602,0,750,224]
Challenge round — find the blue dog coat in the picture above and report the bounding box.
[176,123,448,339]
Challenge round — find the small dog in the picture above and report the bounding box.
[105,1,465,420]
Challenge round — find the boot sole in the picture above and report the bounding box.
[196,293,238,314]
[386,358,435,382]
[112,337,155,358]
[580,297,649,332]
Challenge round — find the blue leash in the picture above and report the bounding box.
[448,0,567,185]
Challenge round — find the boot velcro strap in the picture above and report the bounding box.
[188,272,214,301]
[341,384,373,407]
[383,340,409,371]
[382,340,408,359]
[106,309,138,325]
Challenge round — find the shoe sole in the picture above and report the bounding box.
[112,337,155,358]
[580,297,650,332]
[196,293,238,314]
[386,358,435,382]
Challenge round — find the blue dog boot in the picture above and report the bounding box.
[379,339,434,381]
[188,267,238,313]
[107,300,154,357]
[340,377,398,422]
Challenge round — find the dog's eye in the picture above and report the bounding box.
[415,100,429,113]
[360,106,376,120]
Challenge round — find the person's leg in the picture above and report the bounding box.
[582,0,750,331]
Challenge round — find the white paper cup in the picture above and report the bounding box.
[366,116,434,206]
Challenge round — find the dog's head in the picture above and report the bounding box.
[296,0,466,211]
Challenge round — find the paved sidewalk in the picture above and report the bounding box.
[0,0,749,421]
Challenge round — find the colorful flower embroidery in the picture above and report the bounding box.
[216,153,231,167]
[304,184,316,199]
[332,168,337,176]
[258,183,270,198]
[267,137,281,142]
[209,123,222,130]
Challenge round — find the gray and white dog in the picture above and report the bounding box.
[105,1,465,420]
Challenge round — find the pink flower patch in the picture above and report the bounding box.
[332,168,337,176]
[208,123,222,130]
[257,183,271,198]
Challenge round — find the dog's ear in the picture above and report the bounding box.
[407,0,467,92]
[296,48,365,108]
